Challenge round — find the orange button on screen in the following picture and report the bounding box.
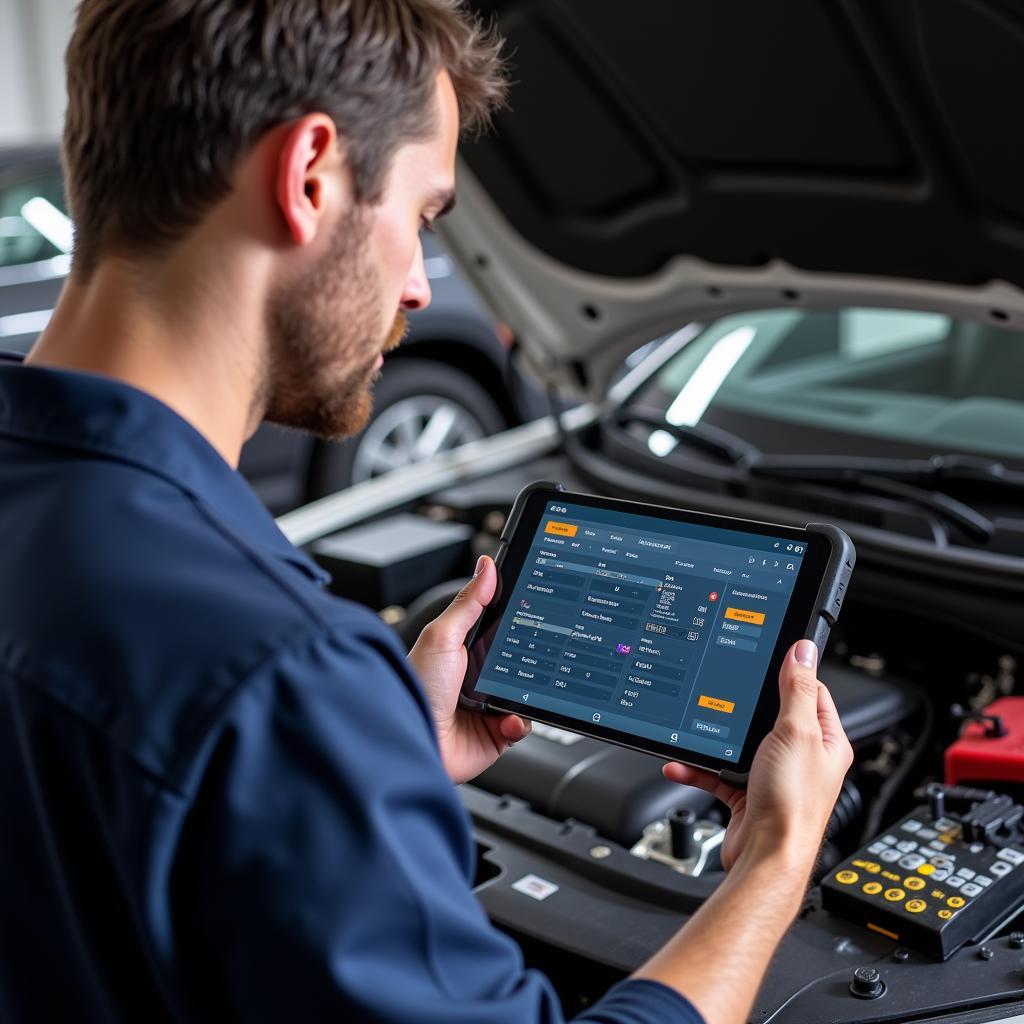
[544,521,578,537]
[697,694,736,714]
[724,607,767,626]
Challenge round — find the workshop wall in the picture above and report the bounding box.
[0,0,76,145]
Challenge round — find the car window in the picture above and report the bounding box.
[0,169,69,268]
[840,308,948,359]
[634,307,1024,462]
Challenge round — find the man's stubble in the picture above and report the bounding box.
[261,208,407,440]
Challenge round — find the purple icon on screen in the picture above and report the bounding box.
[615,643,632,655]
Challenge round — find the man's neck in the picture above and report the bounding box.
[25,254,265,468]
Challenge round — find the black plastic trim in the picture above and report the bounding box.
[459,480,565,713]
[804,523,857,649]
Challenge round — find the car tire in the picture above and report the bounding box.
[307,358,507,497]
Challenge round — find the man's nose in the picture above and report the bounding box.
[400,240,432,312]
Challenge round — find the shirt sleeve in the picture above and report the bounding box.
[170,616,704,1024]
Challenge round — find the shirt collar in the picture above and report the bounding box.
[0,353,330,585]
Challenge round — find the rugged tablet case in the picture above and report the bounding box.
[719,522,856,787]
[460,485,857,790]
[802,523,857,649]
[459,480,565,713]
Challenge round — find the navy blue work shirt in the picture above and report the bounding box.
[0,356,703,1023]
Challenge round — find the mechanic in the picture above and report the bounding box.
[0,2,853,1022]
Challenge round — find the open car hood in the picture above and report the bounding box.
[441,0,1024,401]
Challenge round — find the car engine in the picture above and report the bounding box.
[314,461,1024,1022]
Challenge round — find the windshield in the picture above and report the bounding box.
[0,167,69,268]
[629,308,1024,465]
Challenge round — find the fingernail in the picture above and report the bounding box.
[795,639,818,668]
[473,556,486,578]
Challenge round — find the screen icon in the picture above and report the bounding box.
[786,544,794,551]
[615,643,632,655]
[725,748,733,756]
[670,732,678,742]
[773,542,780,549]
[592,713,601,722]
[708,591,719,602]
[786,563,795,571]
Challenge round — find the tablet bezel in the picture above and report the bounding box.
[460,484,839,781]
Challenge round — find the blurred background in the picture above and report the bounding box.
[0,0,551,513]
[0,1,76,145]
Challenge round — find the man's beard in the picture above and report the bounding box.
[261,209,407,440]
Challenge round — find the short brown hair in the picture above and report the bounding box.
[62,0,506,277]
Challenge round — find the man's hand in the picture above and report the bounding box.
[408,556,531,784]
[633,640,854,1024]
[662,639,853,873]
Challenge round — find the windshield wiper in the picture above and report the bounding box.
[748,453,1024,490]
[747,456,1024,543]
[611,407,760,465]
[614,407,997,543]
[777,471,993,542]
[746,459,996,543]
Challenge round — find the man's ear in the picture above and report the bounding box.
[274,114,349,246]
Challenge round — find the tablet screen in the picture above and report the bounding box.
[474,500,808,763]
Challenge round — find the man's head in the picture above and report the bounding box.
[61,1,506,438]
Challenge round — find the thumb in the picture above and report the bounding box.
[777,639,820,719]
[421,556,497,648]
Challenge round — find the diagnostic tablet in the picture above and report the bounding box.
[461,482,855,786]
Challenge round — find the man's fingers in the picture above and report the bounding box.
[817,681,852,762]
[482,713,531,756]
[420,556,497,648]
[778,640,820,719]
[663,761,718,790]
[498,714,531,744]
[663,761,741,809]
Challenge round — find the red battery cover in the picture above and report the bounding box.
[945,697,1024,786]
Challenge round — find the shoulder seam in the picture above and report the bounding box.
[3,663,191,799]
[188,494,329,626]
[0,427,327,622]
[166,615,414,790]
[3,615,389,798]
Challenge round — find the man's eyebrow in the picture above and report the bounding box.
[428,188,457,218]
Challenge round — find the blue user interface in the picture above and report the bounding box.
[477,502,806,762]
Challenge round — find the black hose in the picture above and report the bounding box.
[857,685,934,846]
[829,778,864,839]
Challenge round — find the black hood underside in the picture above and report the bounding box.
[462,0,1024,291]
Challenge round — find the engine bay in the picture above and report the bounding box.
[312,456,1024,1023]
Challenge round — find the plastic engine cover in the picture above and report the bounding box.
[470,660,918,847]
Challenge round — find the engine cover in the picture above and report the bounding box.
[470,659,918,847]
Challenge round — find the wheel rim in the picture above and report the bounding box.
[351,395,488,483]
